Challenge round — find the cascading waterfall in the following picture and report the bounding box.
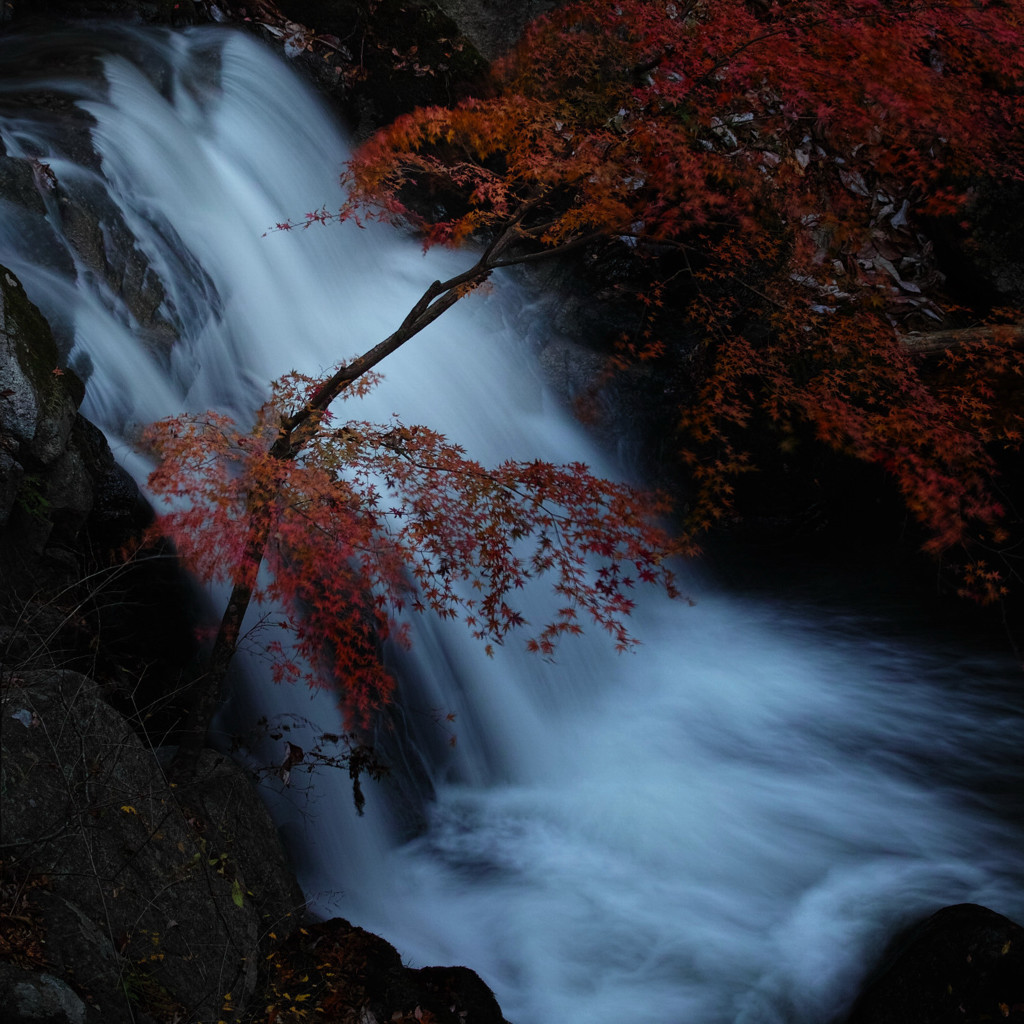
[2,26,1022,1024]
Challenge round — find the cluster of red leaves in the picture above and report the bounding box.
[348,0,1024,241]
[680,300,1024,550]
[144,372,677,724]
[345,0,1024,598]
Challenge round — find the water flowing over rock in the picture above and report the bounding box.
[0,20,1022,1024]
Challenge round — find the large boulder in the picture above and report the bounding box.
[176,748,308,936]
[0,268,197,728]
[0,669,304,1023]
[846,903,1024,1024]
[258,916,508,1024]
[433,0,561,59]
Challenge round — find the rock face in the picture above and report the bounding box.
[0,269,82,481]
[1,266,93,549]
[0,271,263,1023]
[0,268,196,714]
[261,918,509,1024]
[0,664,508,1024]
[0,670,294,1023]
[431,0,561,59]
[846,904,1024,1024]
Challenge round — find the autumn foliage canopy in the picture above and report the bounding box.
[348,0,1024,599]
[147,0,1024,744]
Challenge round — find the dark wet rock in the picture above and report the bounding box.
[0,963,89,1024]
[55,175,171,336]
[0,267,199,732]
[434,0,561,59]
[0,266,82,464]
[0,669,300,1022]
[411,965,507,1023]
[1,266,128,541]
[1,266,92,553]
[0,157,48,217]
[846,903,1024,1024]
[260,916,508,1024]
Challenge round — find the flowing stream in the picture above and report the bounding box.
[1,26,1022,1024]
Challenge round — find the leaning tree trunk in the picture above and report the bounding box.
[168,490,275,783]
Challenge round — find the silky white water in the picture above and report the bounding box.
[1,27,1021,1024]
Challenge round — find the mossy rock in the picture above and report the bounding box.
[0,265,84,462]
[0,266,81,404]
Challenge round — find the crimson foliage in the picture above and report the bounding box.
[346,0,1024,599]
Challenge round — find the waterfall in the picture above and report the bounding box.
[2,25,1021,1024]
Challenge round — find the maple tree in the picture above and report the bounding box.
[346,0,1024,604]
[148,0,1024,775]
[145,242,678,779]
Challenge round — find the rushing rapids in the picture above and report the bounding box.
[1,25,1021,1024]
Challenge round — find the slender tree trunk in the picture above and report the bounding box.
[169,492,273,782]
